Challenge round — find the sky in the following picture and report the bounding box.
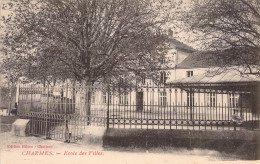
[0,0,199,49]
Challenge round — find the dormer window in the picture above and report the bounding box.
[187,71,193,77]
[161,56,166,65]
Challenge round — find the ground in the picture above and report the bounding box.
[0,132,257,164]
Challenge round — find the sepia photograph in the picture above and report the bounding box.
[0,0,259,163]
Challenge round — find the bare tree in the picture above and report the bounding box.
[182,0,260,74]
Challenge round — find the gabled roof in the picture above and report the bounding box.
[168,69,260,91]
[177,51,220,69]
[177,48,260,69]
[168,38,196,52]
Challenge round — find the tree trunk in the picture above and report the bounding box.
[85,82,93,125]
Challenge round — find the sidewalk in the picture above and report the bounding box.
[0,132,255,164]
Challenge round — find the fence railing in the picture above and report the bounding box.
[18,111,106,142]
[16,83,260,138]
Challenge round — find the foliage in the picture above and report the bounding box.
[1,0,176,85]
[183,0,260,74]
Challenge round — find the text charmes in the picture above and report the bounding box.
[22,151,54,156]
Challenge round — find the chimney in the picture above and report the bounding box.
[168,29,173,37]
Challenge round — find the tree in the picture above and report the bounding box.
[1,0,176,117]
[182,0,260,74]
[1,0,175,85]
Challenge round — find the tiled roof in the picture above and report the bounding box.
[168,38,196,52]
[177,51,219,69]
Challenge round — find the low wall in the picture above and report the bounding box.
[0,124,12,133]
[11,119,30,136]
[103,129,260,160]
[0,116,20,133]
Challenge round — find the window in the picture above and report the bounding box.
[187,92,194,106]
[151,90,154,105]
[91,91,95,104]
[229,93,239,108]
[142,77,146,84]
[161,56,166,64]
[109,92,113,104]
[160,71,167,84]
[207,92,216,107]
[141,73,146,84]
[161,57,166,64]
[159,91,167,106]
[187,71,193,77]
[102,91,113,104]
[119,92,128,105]
[119,75,125,84]
[138,56,142,66]
[102,91,107,104]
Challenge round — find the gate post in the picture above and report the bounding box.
[65,83,70,142]
[45,85,49,138]
[106,85,110,129]
[190,87,193,121]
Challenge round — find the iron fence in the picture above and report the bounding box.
[106,84,259,131]
[16,82,260,142]
[18,111,106,142]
